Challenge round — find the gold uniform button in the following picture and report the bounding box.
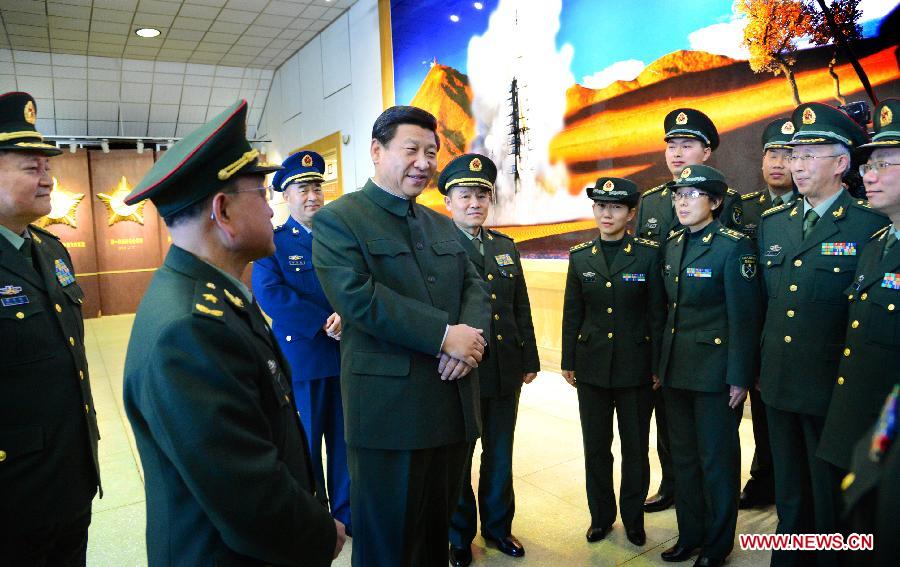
[15,312,24,319]
[54,304,62,313]
[84,404,89,414]
[843,347,851,357]
[714,338,722,345]
[784,335,792,343]
[794,259,803,267]
[851,320,860,329]
[0,450,6,462]
[671,328,675,334]
[837,377,845,385]
[673,302,677,309]
[284,395,290,403]
[606,307,613,314]
[497,334,503,341]
[607,332,613,339]
[789,284,798,292]
[494,314,500,321]
[889,304,896,311]
[577,334,582,340]
[787,310,795,318]
[767,260,772,266]
[69,337,75,346]
[79,370,84,381]
[675,276,679,283]
[605,281,612,288]
[490,294,496,300]
[860,293,868,301]
[487,274,494,281]
[833,267,840,273]
[286,335,292,342]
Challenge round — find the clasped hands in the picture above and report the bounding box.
[439,324,486,381]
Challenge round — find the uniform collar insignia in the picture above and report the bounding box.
[223,288,244,309]
[591,245,597,255]
[832,206,844,218]
[292,227,299,234]
[624,243,632,254]
[702,233,713,243]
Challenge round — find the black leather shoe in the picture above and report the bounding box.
[585,525,612,542]
[661,544,699,562]
[626,527,646,546]
[449,544,472,567]
[484,534,525,558]
[739,483,775,510]
[644,492,675,512]
[693,556,724,567]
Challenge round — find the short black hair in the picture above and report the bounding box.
[372,105,440,150]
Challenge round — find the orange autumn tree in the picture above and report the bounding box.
[740,0,813,105]
[806,0,863,104]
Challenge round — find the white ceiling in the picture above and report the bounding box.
[0,0,354,69]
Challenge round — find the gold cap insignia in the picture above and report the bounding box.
[781,121,795,135]
[301,154,313,167]
[602,179,614,191]
[881,105,893,127]
[469,157,482,172]
[681,167,692,179]
[24,100,36,125]
[675,111,688,125]
[802,107,816,125]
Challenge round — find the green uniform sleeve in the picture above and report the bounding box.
[724,238,763,388]
[561,257,584,371]
[647,249,667,376]
[512,246,540,373]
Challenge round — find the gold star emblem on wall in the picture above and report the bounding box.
[35,177,84,229]
[97,176,146,226]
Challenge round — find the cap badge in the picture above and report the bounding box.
[781,121,795,135]
[802,107,816,125]
[301,154,313,167]
[602,179,614,192]
[24,100,36,125]
[681,167,692,179]
[675,112,688,125]
[881,105,893,127]
[469,157,483,172]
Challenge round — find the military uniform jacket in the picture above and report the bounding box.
[658,222,762,392]
[739,188,799,241]
[123,246,335,566]
[635,183,744,242]
[818,225,900,469]
[312,181,490,450]
[252,215,340,382]
[561,235,666,387]
[0,225,99,531]
[456,228,539,398]
[758,191,888,416]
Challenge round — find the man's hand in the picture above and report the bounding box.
[324,312,342,341]
[652,375,661,391]
[561,370,576,387]
[333,519,347,559]
[441,324,485,367]
[438,353,474,381]
[728,385,748,409]
[522,372,537,385]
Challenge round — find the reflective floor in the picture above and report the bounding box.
[85,314,776,566]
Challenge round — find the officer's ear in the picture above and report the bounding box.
[443,192,452,211]
[626,207,637,223]
[701,145,712,162]
[370,138,385,165]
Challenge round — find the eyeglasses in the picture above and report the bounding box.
[671,189,709,202]
[229,185,273,200]
[859,161,900,176]
[787,154,842,163]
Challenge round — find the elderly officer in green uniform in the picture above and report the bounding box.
[635,108,744,513]
[312,106,490,567]
[440,153,540,566]
[561,177,665,547]
[0,91,100,565]
[656,165,762,567]
[818,98,900,474]
[122,99,343,566]
[738,118,799,510]
[757,102,887,567]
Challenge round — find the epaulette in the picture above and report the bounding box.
[761,202,792,218]
[871,225,891,241]
[667,228,686,241]
[192,280,226,322]
[487,228,513,241]
[717,226,745,241]
[741,190,763,201]
[274,223,287,232]
[569,240,593,253]
[642,183,667,197]
[28,224,61,240]
[633,237,660,248]
[726,187,739,196]
[851,199,883,215]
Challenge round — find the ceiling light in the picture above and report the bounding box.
[135,28,161,38]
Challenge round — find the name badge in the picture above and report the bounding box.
[821,242,856,256]
[622,273,646,282]
[686,267,712,278]
[494,253,514,267]
[54,259,75,286]
[882,273,900,290]
[1,295,28,307]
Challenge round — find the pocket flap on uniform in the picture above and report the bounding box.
[0,425,44,459]
[763,254,785,268]
[432,240,464,255]
[61,282,85,305]
[351,352,410,377]
[696,330,726,345]
[0,298,42,320]
[366,239,410,257]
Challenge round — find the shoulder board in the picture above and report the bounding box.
[851,199,882,214]
[273,223,287,232]
[28,224,61,240]
[487,228,513,240]
[761,202,792,218]
[871,225,891,241]
[741,190,763,201]
[717,226,744,241]
[569,240,593,253]
[192,281,226,321]
[667,228,686,241]
[642,183,667,197]
[633,237,660,249]
[726,187,739,196]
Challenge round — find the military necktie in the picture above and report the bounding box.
[771,195,784,208]
[803,209,820,239]
[473,234,484,256]
[20,238,34,267]
[884,231,898,259]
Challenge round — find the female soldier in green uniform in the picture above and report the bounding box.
[657,165,762,567]
[561,177,666,547]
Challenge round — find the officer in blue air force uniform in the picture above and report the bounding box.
[252,150,352,532]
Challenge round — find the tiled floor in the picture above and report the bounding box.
[84,314,776,566]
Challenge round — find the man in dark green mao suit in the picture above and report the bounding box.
[438,154,541,566]
[123,100,342,566]
[312,107,491,567]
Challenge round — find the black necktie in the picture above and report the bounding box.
[803,209,820,239]
[884,231,898,259]
[771,195,783,208]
